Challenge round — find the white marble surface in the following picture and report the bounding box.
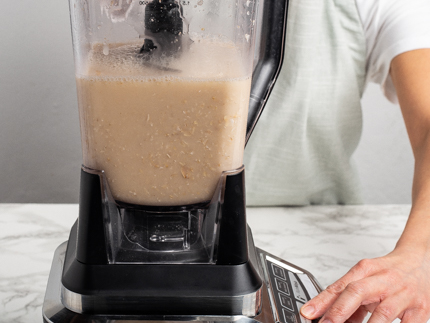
[0,204,411,322]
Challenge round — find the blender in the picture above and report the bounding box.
[43,0,322,322]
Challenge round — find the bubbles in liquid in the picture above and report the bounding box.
[103,44,109,56]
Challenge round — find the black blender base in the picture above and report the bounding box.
[61,224,264,316]
[43,241,322,323]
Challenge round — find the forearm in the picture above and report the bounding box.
[396,137,430,251]
[391,48,430,251]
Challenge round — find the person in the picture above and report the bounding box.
[244,0,430,321]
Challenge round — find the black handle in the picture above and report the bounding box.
[246,0,289,145]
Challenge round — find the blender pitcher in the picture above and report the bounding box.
[69,0,286,265]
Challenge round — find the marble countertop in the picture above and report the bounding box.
[0,204,411,322]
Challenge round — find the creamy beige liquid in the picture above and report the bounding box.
[77,40,251,206]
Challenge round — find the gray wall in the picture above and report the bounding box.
[0,0,81,203]
[0,0,414,204]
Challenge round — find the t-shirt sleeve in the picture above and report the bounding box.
[356,0,430,103]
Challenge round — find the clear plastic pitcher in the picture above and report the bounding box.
[69,0,286,264]
[71,0,258,207]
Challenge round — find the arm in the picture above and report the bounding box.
[392,49,430,252]
[300,48,430,323]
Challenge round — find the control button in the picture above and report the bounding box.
[282,308,298,323]
[296,301,312,323]
[288,272,307,302]
[272,263,286,280]
[276,277,290,295]
[279,293,294,311]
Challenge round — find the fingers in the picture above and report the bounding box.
[367,291,430,323]
[401,308,430,323]
[360,292,408,323]
[301,280,348,319]
[318,274,394,323]
[345,305,369,323]
[301,253,430,323]
[301,259,379,319]
[363,303,378,314]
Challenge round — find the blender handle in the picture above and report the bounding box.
[245,0,289,145]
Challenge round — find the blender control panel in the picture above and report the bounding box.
[258,251,322,323]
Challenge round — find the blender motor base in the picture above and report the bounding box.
[43,241,321,323]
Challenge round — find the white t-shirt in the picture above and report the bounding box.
[356,0,430,103]
[246,0,430,206]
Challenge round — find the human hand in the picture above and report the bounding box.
[300,245,430,322]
